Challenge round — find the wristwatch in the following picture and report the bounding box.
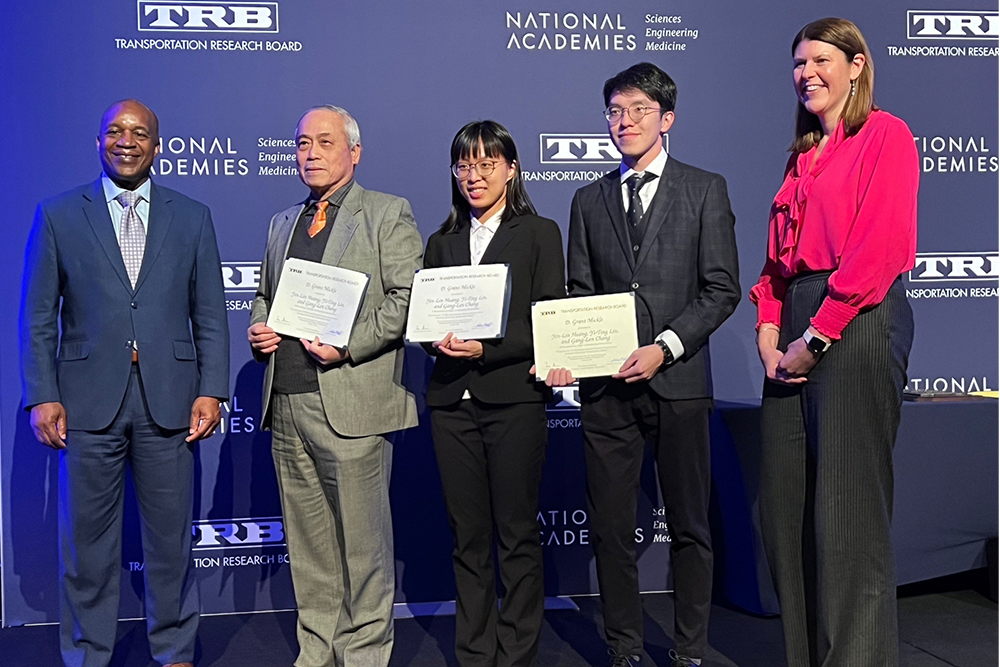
[802,328,831,355]
[655,338,674,366]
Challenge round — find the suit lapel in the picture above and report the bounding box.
[478,217,521,265]
[268,204,303,295]
[634,157,683,271]
[133,181,173,293]
[599,175,635,271]
[82,178,132,292]
[445,223,472,266]
[321,183,363,267]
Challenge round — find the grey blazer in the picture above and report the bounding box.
[567,156,740,401]
[251,182,423,437]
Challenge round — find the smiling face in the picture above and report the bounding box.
[97,101,160,188]
[793,38,864,132]
[606,88,674,171]
[295,109,361,200]
[454,142,514,220]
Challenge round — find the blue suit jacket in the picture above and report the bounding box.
[20,177,230,431]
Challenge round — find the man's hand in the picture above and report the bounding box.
[30,402,67,449]
[612,344,665,383]
[187,396,222,442]
[777,337,820,380]
[248,322,281,354]
[529,365,576,387]
[301,337,350,366]
[436,335,483,360]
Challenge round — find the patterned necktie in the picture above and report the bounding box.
[116,191,145,288]
[308,200,330,238]
[626,172,658,228]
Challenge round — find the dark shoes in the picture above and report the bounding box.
[607,649,642,666]
[669,649,702,667]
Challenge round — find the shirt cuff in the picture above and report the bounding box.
[810,297,860,340]
[655,329,685,362]
[753,297,783,331]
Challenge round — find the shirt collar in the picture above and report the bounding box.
[308,179,355,209]
[102,172,152,205]
[620,144,669,183]
[471,206,504,233]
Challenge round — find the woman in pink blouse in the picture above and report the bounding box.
[749,18,918,667]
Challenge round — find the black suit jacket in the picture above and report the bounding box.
[567,156,739,401]
[423,213,566,406]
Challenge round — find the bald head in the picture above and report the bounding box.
[100,99,159,141]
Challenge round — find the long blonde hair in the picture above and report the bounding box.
[791,18,877,153]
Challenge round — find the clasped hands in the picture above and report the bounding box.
[248,322,349,365]
[757,325,829,384]
[432,332,483,360]
[530,343,668,387]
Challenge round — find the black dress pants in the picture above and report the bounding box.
[760,274,913,667]
[581,382,713,658]
[431,399,548,667]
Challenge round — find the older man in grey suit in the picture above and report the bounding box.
[248,105,422,667]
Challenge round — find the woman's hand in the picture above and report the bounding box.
[757,325,807,385]
[776,337,820,379]
[435,334,483,360]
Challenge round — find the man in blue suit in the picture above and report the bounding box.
[19,99,230,667]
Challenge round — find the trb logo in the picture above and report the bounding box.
[221,262,261,292]
[907,11,999,39]
[138,1,280,32]
[192,518,285,549]
[540,134,621,164]
[908,252,1000,281]
[539,134,669,164]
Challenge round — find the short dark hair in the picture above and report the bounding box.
[602,63,677,113]
[440,120,536,234]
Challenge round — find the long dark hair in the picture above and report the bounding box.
[441,120,536,233]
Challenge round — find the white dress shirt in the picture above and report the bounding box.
[102,173,151,245]
[461,207,505,399]
[618,147,685,362]
[470,207,504,265]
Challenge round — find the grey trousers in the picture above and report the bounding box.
[271,392,395,667]
[760,274,913,667]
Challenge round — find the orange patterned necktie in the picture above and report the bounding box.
[308,200,329,238]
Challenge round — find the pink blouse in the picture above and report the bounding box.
[750,110,919,339]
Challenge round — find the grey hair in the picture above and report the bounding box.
[298,105,361,148]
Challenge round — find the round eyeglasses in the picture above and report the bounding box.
[603,104,663,123]
[451,160,503,179]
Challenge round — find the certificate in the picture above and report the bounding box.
[531,293,638,379]
[266,258,370,349]
[405,264,511,343]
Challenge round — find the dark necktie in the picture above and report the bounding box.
[626,172,658,228]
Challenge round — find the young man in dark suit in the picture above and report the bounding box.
[558,63,740,667]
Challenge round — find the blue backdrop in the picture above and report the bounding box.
[1,0,996,626]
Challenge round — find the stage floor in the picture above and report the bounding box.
[1,571,995,666]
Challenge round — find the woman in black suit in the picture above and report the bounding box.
[424,120,565,667]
